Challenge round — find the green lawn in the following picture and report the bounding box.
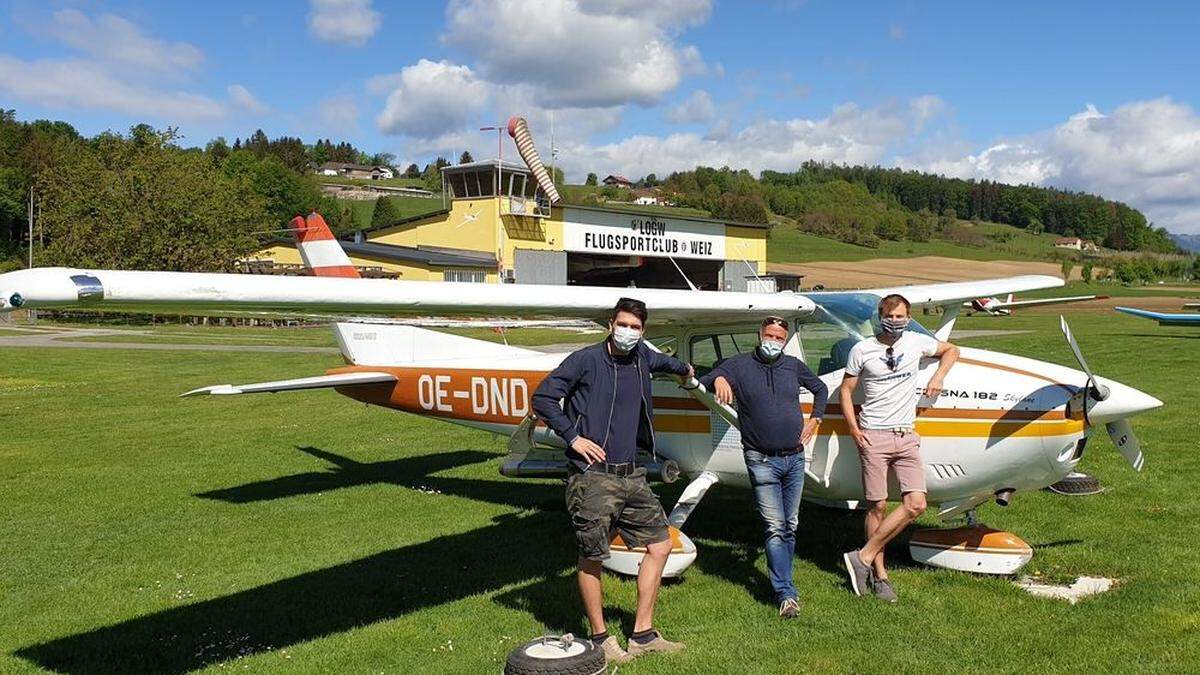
[1,312,1197,672]
[768,220,1074,264]
[335,195,447,231]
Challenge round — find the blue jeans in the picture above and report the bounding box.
[744,449,806,603]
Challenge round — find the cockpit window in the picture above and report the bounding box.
[689,331,759,376]
[798,292,935,375]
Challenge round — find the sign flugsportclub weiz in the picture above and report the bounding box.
[561,208,727,260]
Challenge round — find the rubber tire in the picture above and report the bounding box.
[504,638,606,675]
[1046,472,1103,496]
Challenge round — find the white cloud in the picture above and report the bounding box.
[0,55,225,121]
[227,84,269,114]
[43,9,204,77]
[443,0,710,107]
[307,0,381,46]
[554,97,941,181]
[903,98,1200,234]
[665,90,715,124]
[376,60,491,137]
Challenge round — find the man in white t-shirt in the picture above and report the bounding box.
[839,293,959,602]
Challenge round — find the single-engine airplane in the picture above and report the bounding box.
[0,264,1162,577]
[966,293,1107,315]
[1114,305,1200,327]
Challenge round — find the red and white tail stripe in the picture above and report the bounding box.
[289,212,359,278]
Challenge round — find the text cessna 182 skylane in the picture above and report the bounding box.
[0,265,1162,577]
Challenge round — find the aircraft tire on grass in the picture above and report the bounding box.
[1046,471,1103,496]
[504,635,606,675]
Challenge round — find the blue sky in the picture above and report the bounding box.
[2,1,1199,233]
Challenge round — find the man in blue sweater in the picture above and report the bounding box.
[698,316,829,618]
[532,297,693,664]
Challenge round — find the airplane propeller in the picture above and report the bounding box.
[1059,316,1147,471]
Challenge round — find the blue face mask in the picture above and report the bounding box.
[880,317,909,337]
[759,339,784,359]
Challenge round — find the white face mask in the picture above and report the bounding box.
[611,325,643,353]
[759,339,784,359]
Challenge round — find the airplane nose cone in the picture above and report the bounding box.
[1088,377,1163,424]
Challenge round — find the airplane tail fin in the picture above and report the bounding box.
[1005,293,1013,304]
[289,212,359,278]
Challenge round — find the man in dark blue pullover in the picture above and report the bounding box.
[532,297,693,664]
[698,315,829,618]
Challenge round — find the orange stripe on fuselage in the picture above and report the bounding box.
[330,365,1084,440]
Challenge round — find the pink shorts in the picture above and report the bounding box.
[859,428,927,501]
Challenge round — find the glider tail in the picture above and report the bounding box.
[289,212,359,278]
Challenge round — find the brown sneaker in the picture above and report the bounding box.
[626,630,684,658]
[593,635,631,664]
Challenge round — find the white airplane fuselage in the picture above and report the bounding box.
[325,323,1160,511]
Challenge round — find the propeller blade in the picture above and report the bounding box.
[1059,315,1109,400]
[1105,418,1145,472]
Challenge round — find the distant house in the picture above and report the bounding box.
[632,187,661,205]
[316,162,392,180]
[1054,236,1084,250]
[603,174,634,188]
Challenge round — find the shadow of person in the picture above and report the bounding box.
[493,571,635,638]
[15,511,575,675]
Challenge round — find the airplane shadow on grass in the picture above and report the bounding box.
[16,447,927,673]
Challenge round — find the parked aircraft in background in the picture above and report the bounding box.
[1114,306,1200,326]
[966,293,1107,315]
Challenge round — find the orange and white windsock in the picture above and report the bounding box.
[507,116,561,204]
[288,212,359,278]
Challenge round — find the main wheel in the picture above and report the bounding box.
[504,635,606,675]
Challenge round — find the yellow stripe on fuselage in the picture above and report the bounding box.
[651,413,1085,438]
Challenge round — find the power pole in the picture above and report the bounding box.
[27,186,33,269]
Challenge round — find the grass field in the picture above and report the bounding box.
[335,195,447,231]
[768,220,1073,264]
[1,311,1197,673]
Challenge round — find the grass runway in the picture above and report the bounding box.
[1,311,1197,673]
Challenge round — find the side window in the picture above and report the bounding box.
[799,322,863,376]
[647,334,678,357]
[689,331,758,376]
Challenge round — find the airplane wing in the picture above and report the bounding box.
[0,267,817,325]
[0,268,1073,326]
[984,294,1107,311]
[815,275,1065,310]
[180,371,397,397]
[1114,306,1200,326]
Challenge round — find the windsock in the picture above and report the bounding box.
[507,116,561,204]
[288,212,360,278]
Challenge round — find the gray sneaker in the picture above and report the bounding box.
[872,577,898,603]
[778,597,801,619]
[842,549,874,597]
[594,635,631,664]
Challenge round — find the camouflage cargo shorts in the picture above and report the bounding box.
[565,467,671,561]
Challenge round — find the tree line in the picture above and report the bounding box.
[653,162,1180,254]
[0,112,372,272]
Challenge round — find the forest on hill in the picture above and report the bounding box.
[658,162,1179,254]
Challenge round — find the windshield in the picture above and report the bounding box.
[799,292,935,375]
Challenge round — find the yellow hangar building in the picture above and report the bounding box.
[249,160,770,291]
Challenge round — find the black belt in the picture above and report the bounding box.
[745,447,803,457]
[584,461,638,476]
